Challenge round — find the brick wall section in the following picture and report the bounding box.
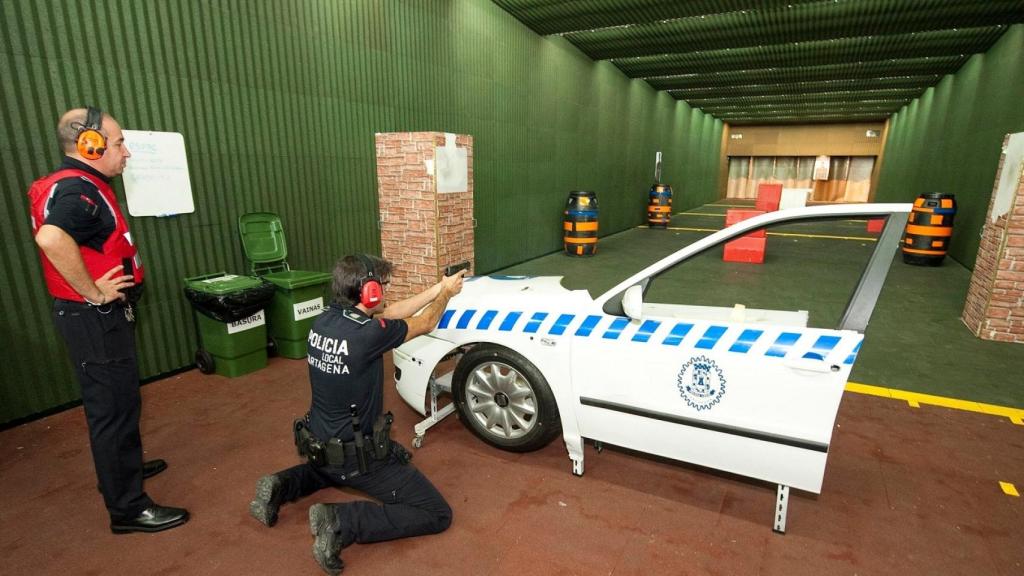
[375,132,474,304]
[962,134,1024,343]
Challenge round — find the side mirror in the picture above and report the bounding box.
[622,284,643,321]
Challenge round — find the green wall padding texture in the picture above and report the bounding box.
[875,24,1024,269]
[0,0,722,425]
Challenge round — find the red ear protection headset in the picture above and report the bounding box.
[75,107,107,160]
[356,254,383,308]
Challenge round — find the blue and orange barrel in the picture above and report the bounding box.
[564,190,599,257]
[902,193,956,266]
[647,183,673,228]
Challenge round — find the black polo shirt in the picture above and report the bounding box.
[307,303,408,442]
[43,156,115,252]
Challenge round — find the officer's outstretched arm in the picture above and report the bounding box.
[403,271,464,341]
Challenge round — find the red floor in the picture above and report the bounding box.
[1,355,1021,575]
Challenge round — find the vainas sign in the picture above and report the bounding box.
[227,310,266,334]
[293,297,324,321]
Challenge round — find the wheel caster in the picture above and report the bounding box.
[594,440,603,453]
[195,349,215,374]
[266,337,279,358]
[412,436,423,449]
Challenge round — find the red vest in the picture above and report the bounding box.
[28,168,145,301]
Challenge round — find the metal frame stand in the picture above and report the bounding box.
[773,484,790,534]
[411,372,456,448]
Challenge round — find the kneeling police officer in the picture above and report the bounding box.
[249,254,464,575]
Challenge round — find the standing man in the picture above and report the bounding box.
[249,254,464,575]
[27,107,189,533]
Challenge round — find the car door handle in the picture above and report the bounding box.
[785,358,840,373]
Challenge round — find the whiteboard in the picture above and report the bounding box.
[122,130,195,216]
[992,132,1024,223]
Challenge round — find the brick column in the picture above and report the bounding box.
[962,134,1024,343]
[375,132,474,303]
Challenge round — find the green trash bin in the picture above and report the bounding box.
[183,272,274,377]
[238,212,332,359]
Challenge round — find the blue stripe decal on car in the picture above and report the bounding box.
[803,335,841,360]
[766,332,802,357]
[662,323,694,346]
[499,311,522,331]
[456,309,476,329]
[523,312,549,333]
[844,341,862,365]
[729,329,763,353]
[477,310,498,330]
[696,326,727,349]
[439,309,455,329]
[631,320,661,342]
[549,314,575,336]
[602,317,630,340]
[575,315,602,337]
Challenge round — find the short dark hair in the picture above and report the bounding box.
[331,254,393,305]
[56,108,102,153]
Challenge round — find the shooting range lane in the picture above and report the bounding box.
[0,353,1020,575]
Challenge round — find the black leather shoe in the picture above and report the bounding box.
[249,474,286,527]
[97,460,168,492]
[309,504,344,575]
[110,505,190,534]
[143,459,168,479]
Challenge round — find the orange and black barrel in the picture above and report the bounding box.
[902,193,956,266]
[564,190,599,257]
[647,183,673,228]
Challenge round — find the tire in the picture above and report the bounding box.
[452,345,561,452]
[196,349,215,374]
[266,337,279,358]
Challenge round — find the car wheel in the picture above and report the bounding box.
[453,345,561,452]
[195,349,215,374]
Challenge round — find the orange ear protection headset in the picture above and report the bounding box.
[356,254,383,308]
[75,106,107,160]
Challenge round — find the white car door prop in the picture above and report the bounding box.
[393,203,912,532]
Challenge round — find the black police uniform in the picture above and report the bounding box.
[44,157,153,520]
[272,303,452,547]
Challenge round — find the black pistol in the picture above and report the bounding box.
[444,261,470,277]
[350,404,369,474]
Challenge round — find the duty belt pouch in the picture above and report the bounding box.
[325,439,346,469]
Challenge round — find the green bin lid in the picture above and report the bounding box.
[183,272,266,295]
[263,270,333,290]
[238,212,288,265]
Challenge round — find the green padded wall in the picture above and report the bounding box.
[0,0,722,425]
[875,24,1024,269]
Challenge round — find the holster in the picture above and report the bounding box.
[293,418,326,467]
[371,412,394,460]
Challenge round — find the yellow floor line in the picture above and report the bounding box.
[846,381,1024,425]
[637,225,878,242]
[999,482,1020,497]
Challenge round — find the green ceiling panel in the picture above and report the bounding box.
[492,0,1022,123]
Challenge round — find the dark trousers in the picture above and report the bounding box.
[275,447,452,547]
[53,299,152,520]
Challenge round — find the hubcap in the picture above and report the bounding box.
[464,361,537,440]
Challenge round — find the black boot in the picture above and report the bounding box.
[249,474,287,527]
[309,504,344,575]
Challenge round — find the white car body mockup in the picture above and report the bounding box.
[392,203,912,531]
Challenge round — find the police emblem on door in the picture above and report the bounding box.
[677,355,726,411]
